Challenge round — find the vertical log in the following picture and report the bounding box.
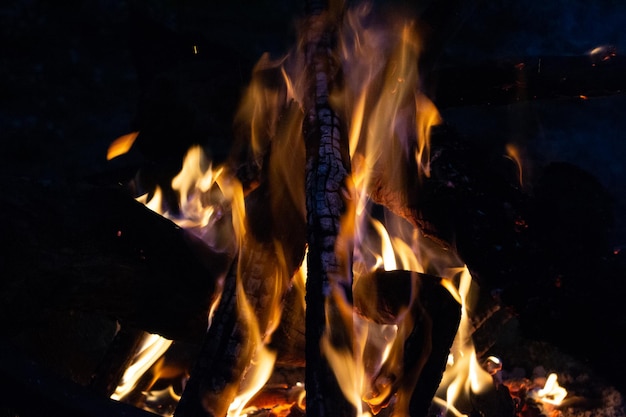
[302,2,355,416]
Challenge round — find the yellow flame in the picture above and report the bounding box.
[137,146,240,257]
[227,345,277,417]
[322,337,371,417]
[370,218,397,271]
[171,146,224,229]
[111,333,173,401]
[227,261,278,417]
[343,17,440,208]
[137,186,164,214]
[145,385,182,403]
[435,267,494,415]
[107,131,139,160]
[233,53,291,161]
[535,373,567,406]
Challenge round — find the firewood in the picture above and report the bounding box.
[0,176,230,344]
[89,325,146,397]
[270,275,306,367]
[354,270,461,417]
[301,2,356,416]
[175,159,306,416]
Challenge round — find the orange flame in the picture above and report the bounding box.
[107,131,139,160]
[111,333,173,402]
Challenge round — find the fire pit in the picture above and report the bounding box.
[1,1,626,417]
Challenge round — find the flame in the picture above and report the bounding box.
[117,139,285,415]
[341,12,441,217]
[170,147,223,227]
[111,333,173,401]
[137,146,239,256]
[144,385,182,414]
[533,373,567,406]
[107,131,139,160]
[226,277,278,417]
[435,267,494,416]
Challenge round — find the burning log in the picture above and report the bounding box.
[174,126,307,416]
[353,271,461,416]
[167,1,468,415]
[301,3,356,417]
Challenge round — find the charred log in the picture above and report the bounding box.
[175,146,306,417]
[0,176,230,344]
[173,258,240,417]
[89,325,146,397]
[354,271,461,417]
[301,3,356,417]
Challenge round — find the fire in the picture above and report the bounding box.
[135,145,238,256]
[226,279,278,417]
[107,131,138,161]
[533,373,567,406]
[107,2,518,416]
[434,267,494,416]
[111,332,173,402]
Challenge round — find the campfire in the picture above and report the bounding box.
[98,2,625,417]
[2,1,626,417]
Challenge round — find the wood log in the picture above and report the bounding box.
[0,175,230,344]
[89,325,146,397]
[353,270,461,417]
[174,143,307,417]
[301,2,356,416]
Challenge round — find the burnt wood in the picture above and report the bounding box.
[301,4,356,417]
[354,271,462,417]
[0,176,230,344]
[174,156,306,415]
[89,325,146,397]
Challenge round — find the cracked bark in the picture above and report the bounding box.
[302,4,355,416]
